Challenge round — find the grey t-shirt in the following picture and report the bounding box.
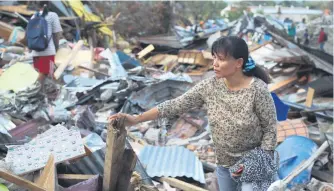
[31,11,63,57]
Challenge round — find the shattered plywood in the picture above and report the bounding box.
[149,54,178,66]
[178,50,210,66]
[0,5,35,15]
[305,87,315,108]
[269,77,298,93]
[54,40,84,79]
[0,170,46,191]
[0,21,25,41]
[138,44,155,59]
[158,177,208,191]
[0,155,55,191]
[58,174,97,186]
[35,155,56,191]
[202,51,213,60]
[103,118,126,191]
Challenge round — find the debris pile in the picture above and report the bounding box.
[0,1,332,191]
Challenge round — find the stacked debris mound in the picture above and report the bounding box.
[0,1,332,191]
[0,63,42,117]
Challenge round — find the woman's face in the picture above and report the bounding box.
[212,53,243,79]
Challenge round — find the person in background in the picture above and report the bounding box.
[31,1,62,83]
[109,36,277,191]
[304,29,309,46]
[318,27,327,51]
[288,22,296,41]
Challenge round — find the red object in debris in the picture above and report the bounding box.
[33,55,55,75]
[94,47,105,61]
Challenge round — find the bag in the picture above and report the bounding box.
[323,33,328,42]
[26,12,51,51]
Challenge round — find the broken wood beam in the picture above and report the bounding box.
[305,87,315,108]
[35,154,56,191]
[158,177,208,191]
[54,40,84,79]
[0,170,46,191]
[116,149,137,191]
[58,174,97,181]
[269,77,298,92]
[102,117,127,191]
[137,44,155,59]
[78,65,110,77]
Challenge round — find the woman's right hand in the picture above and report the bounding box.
[108,113,138,127]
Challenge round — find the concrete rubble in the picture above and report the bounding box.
[0,1,332,191]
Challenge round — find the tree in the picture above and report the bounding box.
[225,2,250,21]
[303,1,333,11]
[175,1,227,23]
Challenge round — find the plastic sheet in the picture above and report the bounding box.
[276,136,318,188]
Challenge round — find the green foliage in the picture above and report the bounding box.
[225,2,250,21]
[303,1,333,11]
[176,1,228,22]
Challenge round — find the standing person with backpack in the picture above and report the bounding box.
[318,27,327,51]
[27,1,62,83]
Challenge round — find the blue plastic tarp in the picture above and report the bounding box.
[276,136,318,188]
[271,93,289,121]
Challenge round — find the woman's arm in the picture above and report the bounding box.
[109,79,207,126]
[255,86,277,151]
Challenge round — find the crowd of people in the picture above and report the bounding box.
[288,18,328,52]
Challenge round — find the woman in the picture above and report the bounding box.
[109,36,277,191]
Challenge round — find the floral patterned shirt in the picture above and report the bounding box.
[157,77,277,166]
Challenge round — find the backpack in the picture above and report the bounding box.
[323,33,328,42]
[26,12,51,51]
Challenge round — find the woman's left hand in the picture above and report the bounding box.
[232,164,244,177]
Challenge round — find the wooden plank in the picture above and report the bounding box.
[137,44,155,59]
[0,170,46,191]
[0,5,34,15]
[59,16,79,21]
[58,174,97,186]
[305,87,315,108]
[84,144,93,156]
[35,154,56,191]
[202,51,213,60]
[178,52,185,63]
[54,40,84,79]
[115,149,137,191]
[78,66,110,77]
[249,41,271,52]
[58,174,96,181]
[158,177,208,191]
[188,52,195,64]
[269,77,298,92]
[102,118,127,191]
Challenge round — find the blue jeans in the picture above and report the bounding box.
[216,166,253,191]
[320,42,325,51]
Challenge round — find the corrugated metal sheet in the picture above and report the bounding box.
[57,141,156,186]
[138,35,186,49]
[128,80,192,111]
[139,145,205,184]
[58,149,106,176]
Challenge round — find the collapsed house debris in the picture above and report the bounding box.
[0,1,332,191]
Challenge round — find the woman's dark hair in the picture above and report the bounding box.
[38,1,49,17]
[211,36,270,84]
